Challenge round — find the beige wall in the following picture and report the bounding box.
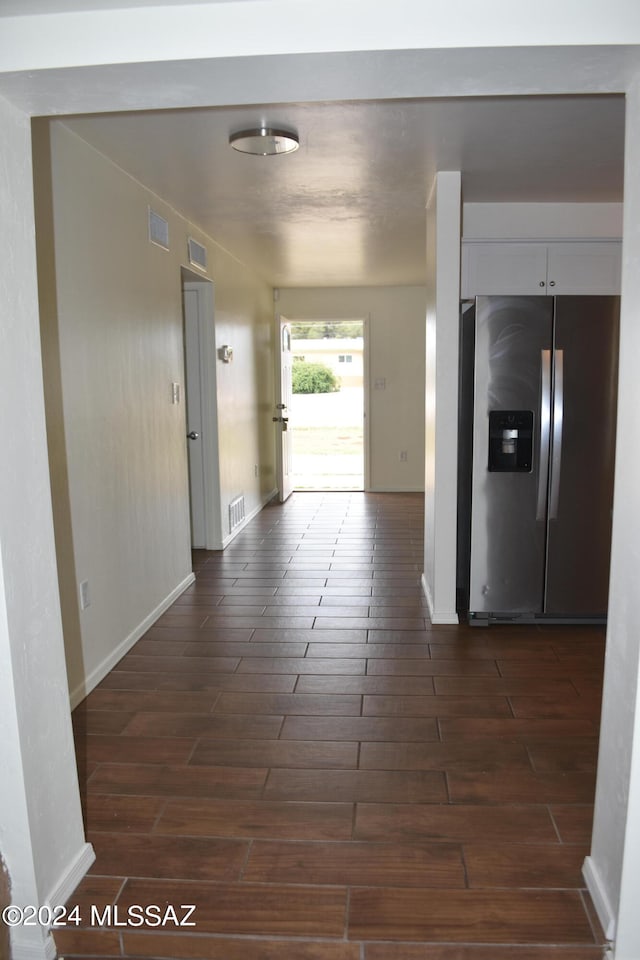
[213,255,276,538]
[35,121,275,705]
[278,286,426,492]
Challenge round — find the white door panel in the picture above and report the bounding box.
[275,319,293,502]
[183,288,207,545]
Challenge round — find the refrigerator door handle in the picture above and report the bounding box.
[536,349,552,521]
[549,349,564,520]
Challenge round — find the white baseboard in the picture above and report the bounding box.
[43,843,95,958]
[221,489,278,548]
[45,842,95,918]
[10,927,57,960]
[421,573,459,624]
[367,486,425,493]
[69,572,196,707]
[583,856,616,942]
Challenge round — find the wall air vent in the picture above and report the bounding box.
[148,208,169,250]
[229,495,246,533]
[188,237,208,272]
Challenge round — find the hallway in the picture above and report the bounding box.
[61,492,606,959]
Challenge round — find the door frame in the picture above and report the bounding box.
[274,314,294,501]
[363,314,371,491]
[181,268,222,549]
[276,314,370,492]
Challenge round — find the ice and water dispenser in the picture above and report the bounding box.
[488,410,533,472]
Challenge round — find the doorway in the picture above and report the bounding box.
[289,319,367,491]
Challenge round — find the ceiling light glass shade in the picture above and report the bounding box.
[229,127,299,156]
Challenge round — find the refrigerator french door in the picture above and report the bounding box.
[461,295,619,624]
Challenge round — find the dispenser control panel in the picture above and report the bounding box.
[488,410,533,472]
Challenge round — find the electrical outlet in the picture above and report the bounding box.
[400,450,408,462]
[254,464,259,477]
[79,579,90,610]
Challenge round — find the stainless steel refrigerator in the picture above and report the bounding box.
[457,295,619,624]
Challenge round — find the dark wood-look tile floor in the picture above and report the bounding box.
[61,493,606,959]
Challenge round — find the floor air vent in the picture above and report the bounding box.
[229,495,245,532]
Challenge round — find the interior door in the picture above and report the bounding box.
[183,286,207,546]
[275,318,294,502]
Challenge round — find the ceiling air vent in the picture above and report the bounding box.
[148,208,169,250]
[188,237,207,272]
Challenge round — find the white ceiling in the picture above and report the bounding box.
[62,94,625,287]
[0,0,246,12]
[14,0,626,288]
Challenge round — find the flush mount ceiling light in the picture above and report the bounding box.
[229,127,299,156]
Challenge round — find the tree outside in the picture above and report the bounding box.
[290,321,364,340]
[292,360,339,394]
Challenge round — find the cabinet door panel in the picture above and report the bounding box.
[462,243,547,297]
[545,242,621,295]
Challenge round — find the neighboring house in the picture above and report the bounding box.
[292,337,364,387]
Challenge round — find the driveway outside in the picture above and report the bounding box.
[291,386,364,490]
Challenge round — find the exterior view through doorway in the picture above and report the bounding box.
[289,319,366,491]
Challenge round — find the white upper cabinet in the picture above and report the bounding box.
[461,241,621,297]
[461,243,547,296]
[545,243,622,295]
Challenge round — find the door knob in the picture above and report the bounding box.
[187,431,199,440]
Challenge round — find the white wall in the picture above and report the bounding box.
[35,121,275,705]
[277,286,426,492]
[462,202,624,239]
[0,95,91,960]
[423,172,462,624]
[585,75,640,957]
[1,0,639,74]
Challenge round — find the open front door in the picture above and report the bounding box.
[275,318,294,502]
